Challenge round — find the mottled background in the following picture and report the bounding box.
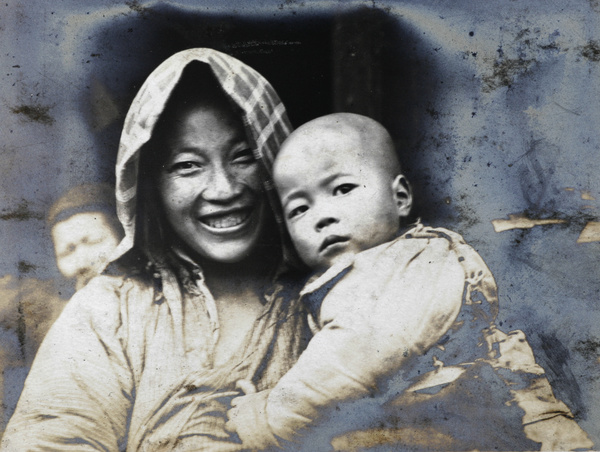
[1,0,599,444]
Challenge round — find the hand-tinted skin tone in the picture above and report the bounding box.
[274,114,412,272]
[158,101,267,264]
[52,211,121,290]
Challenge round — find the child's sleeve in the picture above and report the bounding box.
[229,238,465,448]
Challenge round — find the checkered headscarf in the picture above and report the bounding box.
[113,48,293,260]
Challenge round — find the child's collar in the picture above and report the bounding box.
[299,254,355,298]
[299,222,426,298]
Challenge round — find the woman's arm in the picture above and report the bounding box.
[1,277,135,451]
[229,238,464,448]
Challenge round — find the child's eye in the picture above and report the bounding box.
[333,183,357,196]
[287,205,308,220]
[232,148,256,165]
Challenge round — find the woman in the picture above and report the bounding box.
[1,48,309,451]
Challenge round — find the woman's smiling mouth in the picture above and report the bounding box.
[199,208,253,231]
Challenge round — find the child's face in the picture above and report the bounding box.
[274,128,405,271]
[52,211,121,289]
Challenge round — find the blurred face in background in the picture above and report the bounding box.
[51,211,121,290]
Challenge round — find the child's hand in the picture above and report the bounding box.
[235,379,257,395]
[224,379,257,434]
[226,390,279,449]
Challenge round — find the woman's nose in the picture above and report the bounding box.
[202,165,242,202]
[315,216,339,232]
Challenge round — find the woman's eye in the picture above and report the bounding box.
[333,183,357,196]
[287,205,308,220]
[232,149,256,165]
[169,161,201,173]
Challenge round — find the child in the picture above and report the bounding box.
[227,113,593,451]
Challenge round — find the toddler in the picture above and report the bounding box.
[228,113,593,451]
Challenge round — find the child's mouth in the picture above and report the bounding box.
[319,235,350,253]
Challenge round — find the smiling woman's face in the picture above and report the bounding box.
[157,100,267,264]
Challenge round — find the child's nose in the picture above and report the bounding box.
[315,216,338,231]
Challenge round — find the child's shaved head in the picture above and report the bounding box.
[275,113,402,180]
[274,113,412,271]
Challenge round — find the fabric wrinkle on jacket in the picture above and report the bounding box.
[0,48,309,452]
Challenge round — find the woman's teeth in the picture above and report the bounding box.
[202,210,250,229]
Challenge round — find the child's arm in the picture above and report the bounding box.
[228,238,464,448]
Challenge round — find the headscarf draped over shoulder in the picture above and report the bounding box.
[113,48,293,260]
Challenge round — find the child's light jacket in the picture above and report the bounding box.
[232,225,594,451]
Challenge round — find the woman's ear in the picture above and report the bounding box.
[392,174,413,218]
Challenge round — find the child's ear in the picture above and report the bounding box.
[392,174,413,218]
